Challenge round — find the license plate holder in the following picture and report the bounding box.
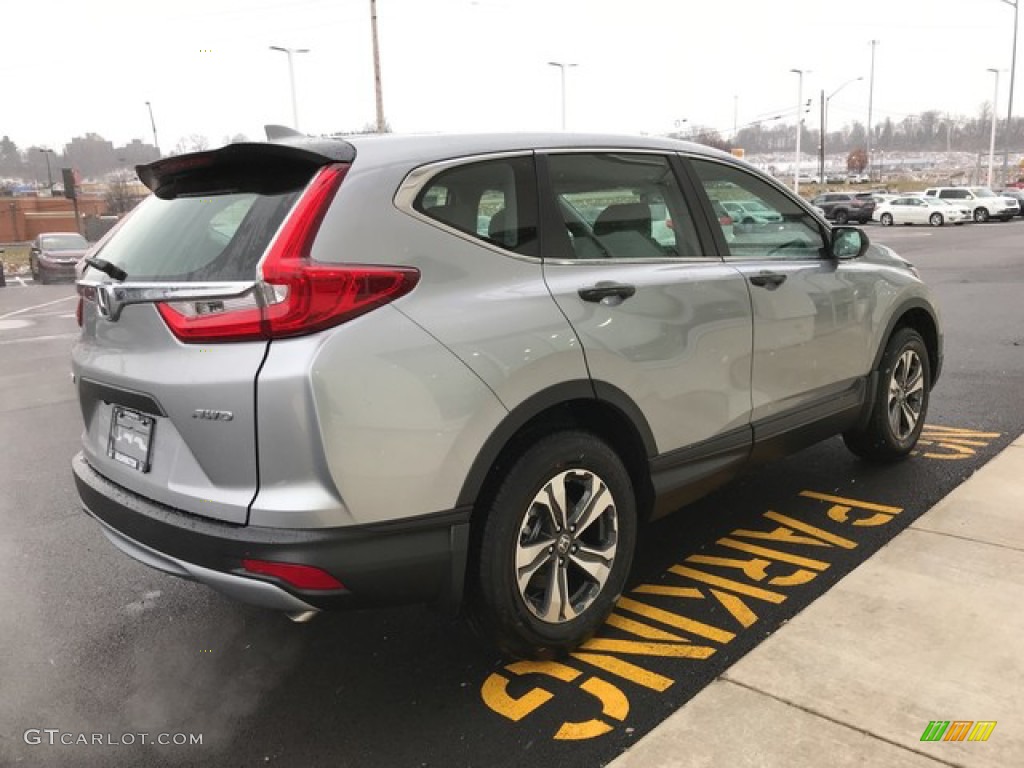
[107,406,155,473]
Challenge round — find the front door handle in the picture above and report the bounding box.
[578,282,637,303]
[748,272,787,290]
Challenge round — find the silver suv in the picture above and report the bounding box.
[72,129,942,658]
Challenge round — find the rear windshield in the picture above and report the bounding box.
[89,190,299,281]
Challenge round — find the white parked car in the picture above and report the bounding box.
[875,195,971,227]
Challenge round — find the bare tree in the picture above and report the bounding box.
[105,170,146,215]
[172,134,211,155]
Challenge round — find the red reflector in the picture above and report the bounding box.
[242,559,345,591]
[75,297,84,327]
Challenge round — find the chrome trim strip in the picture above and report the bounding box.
[77,279,259,321]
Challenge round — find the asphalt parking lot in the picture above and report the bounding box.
[1,219,1022,767]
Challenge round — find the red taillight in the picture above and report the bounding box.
[75,297,84,327]
[158,164,419,343]
[242,559,345,591]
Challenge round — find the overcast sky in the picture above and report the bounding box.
[2,0,1019,153]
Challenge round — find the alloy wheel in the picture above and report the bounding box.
[514,469,618,624]
[887,349,925,440]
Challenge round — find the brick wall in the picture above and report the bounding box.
[1,196,107,242]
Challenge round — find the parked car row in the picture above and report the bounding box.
[808,186,1022,227]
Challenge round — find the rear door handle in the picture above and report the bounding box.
[748,272,787,290]
[578,282,637,303]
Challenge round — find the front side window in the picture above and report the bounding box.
[690,158,826,261]
[545,152,704,260]
[414,156,538,257]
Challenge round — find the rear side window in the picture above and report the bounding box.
[414,156,539,257]
[545,152,704,260]
[90,190,300,282]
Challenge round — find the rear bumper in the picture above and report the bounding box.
[73,452,471,613]
[38,262,78,282]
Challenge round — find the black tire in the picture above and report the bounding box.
[973,207,989,223]
[468,431,637,659]
[929,212,943,227]
[834,209,850,225]
[880,213,893,227]
[844,327,931,462]
[38,270,50,285]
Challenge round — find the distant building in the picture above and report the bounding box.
[64,133,116,179]
[116,139,160,167]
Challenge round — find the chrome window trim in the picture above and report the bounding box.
[393,150,541,262]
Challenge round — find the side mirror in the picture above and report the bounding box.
[831,226,869,260]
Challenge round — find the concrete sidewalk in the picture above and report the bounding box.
[611,433,1024,768]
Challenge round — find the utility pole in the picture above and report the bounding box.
[38,149,54,193]
[1002,0,1018,186]
[867,40,878,181]
[370,0,386,132]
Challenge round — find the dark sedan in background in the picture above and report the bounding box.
[29,232,89,284]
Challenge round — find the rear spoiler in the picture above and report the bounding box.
[137,127,356,199]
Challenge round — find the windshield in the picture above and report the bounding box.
[41,234,88,250]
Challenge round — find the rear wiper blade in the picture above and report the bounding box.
[84,258,127,282]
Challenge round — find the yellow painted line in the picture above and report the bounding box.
[923,425,1001,438]
[763,512,858,549]
[617,596,736,643]
[799,491,902,515]
[766,568,818,587]
[730,523,834,548]
[480,674,554,722]
[583,677,629,721]
[686,554,773,582]
[668,565,787,604]
[632,584,703,599]
[710,589,758,628]
[581,638,716,659]
[604,612,690,642]
[572,652,675,692]
[718,537,831,570]
[506,660,580,682]
[555,719,614,740]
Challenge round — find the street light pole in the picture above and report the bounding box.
[269,45,310,130]
[1002,0,1018,186]
[821,76,864,184]
[145,101,160,157]
[867,40,879,181]
[988,68,1003,187]
[38,149,54,193]
[790,68,808,193]
[548,61,577,130]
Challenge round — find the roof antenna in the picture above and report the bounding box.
[265,124,305,141]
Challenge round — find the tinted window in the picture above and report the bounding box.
[545,153,704,260]
[691,158,826,261]
[91,191,299,281]
[415,156,538,257]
